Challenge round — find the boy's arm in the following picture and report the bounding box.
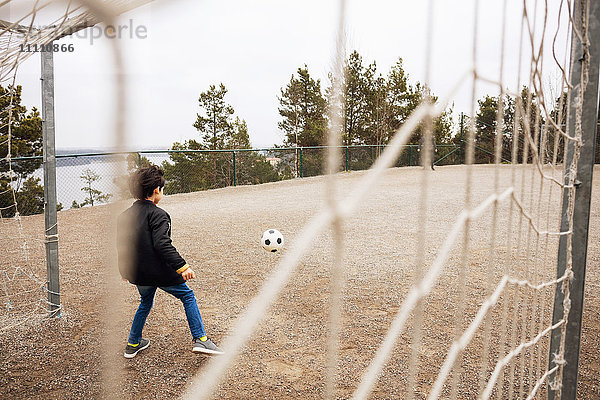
[149,210,189,273]
[180,267,196,280]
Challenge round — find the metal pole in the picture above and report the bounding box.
[41,43,61,318]
[548,1,600,398]
[299,147,303,178]
[345,146,348,171]
[460,112,464,164]
[409,145,412,166]
[232,151,237,186]
[347,146,351,171]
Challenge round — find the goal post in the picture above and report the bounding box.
[41,40,60,318]
[0,0,153,320]
[548,0,600,398]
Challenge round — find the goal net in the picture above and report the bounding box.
[0,0,597,399]
[181,1,596,399]
[0,0,148,327]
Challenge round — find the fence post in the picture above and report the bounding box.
[548,1,600,398]
[232,151,237,186]
[460,112,464,164]
[41,41,60,318]
[345,146,349,171]
[299,147,304,178]
[408,146,412,166]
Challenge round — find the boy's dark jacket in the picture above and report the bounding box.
[117,200,187,286]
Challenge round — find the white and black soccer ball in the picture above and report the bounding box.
[261,229,284,252]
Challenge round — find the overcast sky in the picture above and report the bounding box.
[8,0,570,150]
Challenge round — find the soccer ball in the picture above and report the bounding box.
[261,229,284,252]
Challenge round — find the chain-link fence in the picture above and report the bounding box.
[1,144,463,216]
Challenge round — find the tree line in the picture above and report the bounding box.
[471,87,570,165]
[1,50,598,215]
[165,50,455,188]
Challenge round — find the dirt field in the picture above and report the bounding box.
[0,164,599,399]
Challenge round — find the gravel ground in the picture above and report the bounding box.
[0,164,598,399]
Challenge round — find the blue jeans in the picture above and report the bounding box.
[127,283,206,344]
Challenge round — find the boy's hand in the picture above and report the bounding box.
[181,267,196,280]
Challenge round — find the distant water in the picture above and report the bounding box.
[32,151,172,209]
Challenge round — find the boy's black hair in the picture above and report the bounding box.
[129,165,166,200]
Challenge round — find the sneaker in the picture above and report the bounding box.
[124,338,150,359]
[192,337,224,355]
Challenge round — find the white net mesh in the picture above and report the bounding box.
[182,0,594,399]
[0,0,145,328]
[0,0,597,399]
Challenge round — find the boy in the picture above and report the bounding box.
[117,165,223,358]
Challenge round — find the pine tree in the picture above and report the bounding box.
[193,83,235,187]
[0,85,43,186]
[78,169,112,207]
[278,65,327,147]
[164,84,279,192]
[341,51,371,146]
[226,117,251,149]
[386,59,413,132]
[0,84,44,216]
[278,65,327,176]
[501,86,545,164]
[475,95,498,163]
[473,93,519,164]
[194,83,235,150]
